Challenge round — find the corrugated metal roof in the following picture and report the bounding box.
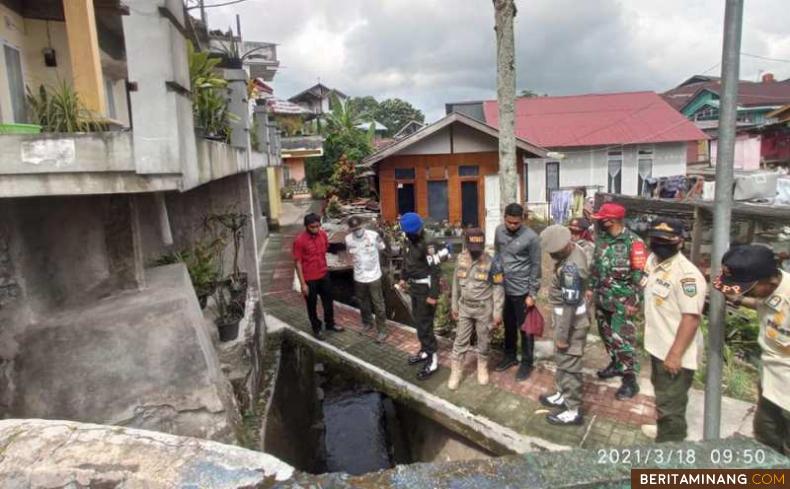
[482,91,708,148]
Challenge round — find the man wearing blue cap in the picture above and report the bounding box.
[398,212,444,380]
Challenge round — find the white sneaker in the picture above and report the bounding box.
[547,408,583,426]
[539,391,566,408]
[641,424,658,439]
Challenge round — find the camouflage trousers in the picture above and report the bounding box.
[451,300,492,361]
[555,352,583,410]
[595,304,639,375]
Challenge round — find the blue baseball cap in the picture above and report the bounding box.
[399,212,423,234]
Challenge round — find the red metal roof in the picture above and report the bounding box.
[482,91,708,148]
[662,77,790,111]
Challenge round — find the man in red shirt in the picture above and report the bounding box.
[293,213,345,340]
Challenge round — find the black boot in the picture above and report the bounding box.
[597,359,621,379]
[615,374,639,400]
[408,351,429,365]
[416,353,439,380]
[495,356,518,372]
[515,363,533,382]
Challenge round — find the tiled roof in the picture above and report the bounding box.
[662,78,790,111]
[482,91,707,148]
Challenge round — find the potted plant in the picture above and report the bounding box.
[26,81,106,133]
[207,210,251,341]
[215,37,269,70]
[189,42,235,142]
[155,237,222,309]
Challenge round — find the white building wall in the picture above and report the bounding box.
[525,142,689,202]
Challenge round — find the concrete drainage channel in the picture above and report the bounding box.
[257,313,566,476]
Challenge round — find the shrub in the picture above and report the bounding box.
[26,81,106,133]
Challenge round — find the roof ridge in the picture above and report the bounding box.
[483,90,658,104]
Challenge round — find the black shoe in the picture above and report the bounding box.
[495,357,518,372]
[597,360,621,379]
[312,330,325,341]
[547,409,584,426]
[326,325,345,332]
[515,363,533,382]
[408,351,429,365]
[416,354,438,380]
[615,375,640,400]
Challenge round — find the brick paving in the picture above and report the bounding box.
[260,209,655,449]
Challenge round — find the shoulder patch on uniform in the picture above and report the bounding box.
[681,278,698,297]
[766,295,782,310]
[630,240,647,270]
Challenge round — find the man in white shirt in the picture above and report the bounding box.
[643,218,706,443]
[345,216,389,342]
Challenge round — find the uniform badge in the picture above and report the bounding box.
[681,278,697,297]
[766,295,782,310]
[630,241,647,270]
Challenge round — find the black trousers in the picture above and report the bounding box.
[503,294,534,365]
[410,284,438,354]
[305,275,334,332]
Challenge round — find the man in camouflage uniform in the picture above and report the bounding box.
[588,203,647,400]
[539,225,590,425]
[448,228,505,390]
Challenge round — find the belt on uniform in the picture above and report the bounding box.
[461,299,488,307]
[408,277,431,286]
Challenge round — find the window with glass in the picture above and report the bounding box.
[546,161,559,201]
[458,165,479,177]
[4,44,26,123]
[607,151,622,194]
[427,180,449,222]
[523,162,529,202]
[637,147,653,196]
[394,168,416,180]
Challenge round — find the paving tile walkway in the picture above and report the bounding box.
[259,205,655,450]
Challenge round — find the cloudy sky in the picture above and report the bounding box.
[205,0,790,122]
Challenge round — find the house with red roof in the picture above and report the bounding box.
[663,73,790,169]
[447,91,707,203]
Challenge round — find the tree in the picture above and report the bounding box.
[347,96,379,121]
[374,98,425,137]
[494,0,518,208]
[519,89,545,98]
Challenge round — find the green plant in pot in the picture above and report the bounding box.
[189,42,235,142]
[26,81,106,133]
[214,37,269,69]
[155,237,222,309]
[206,210,251,341]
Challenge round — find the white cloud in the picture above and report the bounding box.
[206,0,790,121]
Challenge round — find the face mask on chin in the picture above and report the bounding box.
[650,240,678,261]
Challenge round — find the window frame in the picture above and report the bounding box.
[607,150,623,194]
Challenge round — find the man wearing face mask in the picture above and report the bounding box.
[448,228,505,390]
[398,212,442,380]
[494,203,542,381]
[715,245,789,455]
[345,216,389,343]
[588,203,647,400]
[538,225,590,426]
[569,217,595,265]
[642,218,705,443]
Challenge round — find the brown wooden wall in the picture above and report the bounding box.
[377,151,526,225]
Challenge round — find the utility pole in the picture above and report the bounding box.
[704,0,743,440]
[494,0,518,208]
[199,0,207,27]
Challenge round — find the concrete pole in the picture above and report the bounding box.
[494,0,518,208]
[703,0,743,440]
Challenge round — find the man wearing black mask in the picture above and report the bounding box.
[642,218,706,442]
[494,203,541,381]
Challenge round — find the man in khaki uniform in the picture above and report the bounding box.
[642,218,706,442]
[538,225,590,426]
[449,228,505,389]
[716,245,790,455]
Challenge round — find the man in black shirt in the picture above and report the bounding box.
[494,203,542,381]
[398,212,442,380]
